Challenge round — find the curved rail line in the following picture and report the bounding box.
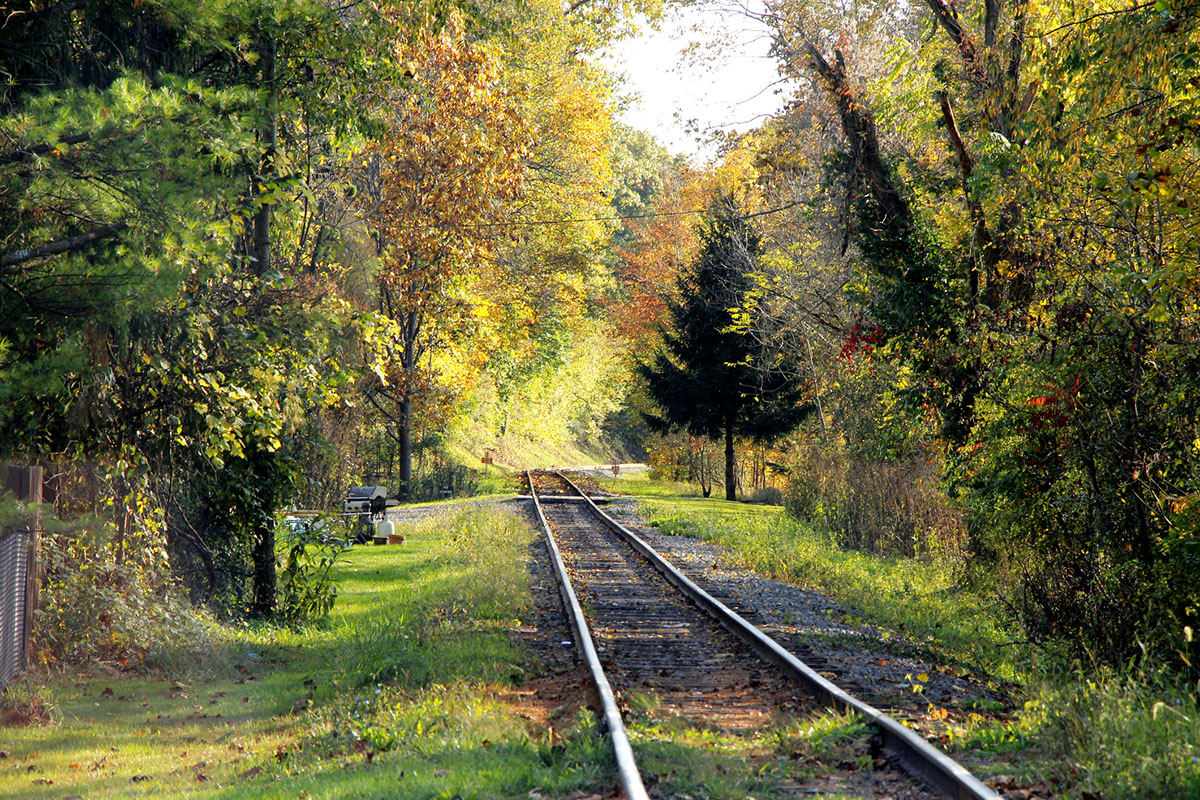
[526,469,1001,800]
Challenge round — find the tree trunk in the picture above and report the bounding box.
[724,422,736,501]
[398,318,415,500]
[246,31,279,618]
[399,394,412,500]
[251,512,276,617]
[252,32,277,277]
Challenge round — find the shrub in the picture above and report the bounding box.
[275,512,349,625]
[785,443,966,561]
[37,509,210,668]
[747,486,784,505]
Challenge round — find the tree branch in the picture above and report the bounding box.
[938,91,995,309]
[925,0,979,64]
[801,39,911,231]
[3,2,89,27]
[0,132,91,164]
[0,221,128,268]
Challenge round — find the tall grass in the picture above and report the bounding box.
[1039,664,1200,799]
[327,507,531,687]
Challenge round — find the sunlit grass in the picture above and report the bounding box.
[623,706,870,799]
[637,499,1015,683]
[595,471,704,498]
[0,507,612,800]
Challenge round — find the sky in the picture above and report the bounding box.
[597,2,791,162]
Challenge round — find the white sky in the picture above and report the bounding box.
[596,2,791,162]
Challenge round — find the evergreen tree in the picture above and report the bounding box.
[639,195,812,500]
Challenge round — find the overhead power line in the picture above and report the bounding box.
[460,200,802,229]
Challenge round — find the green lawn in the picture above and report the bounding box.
[595,470,704,499]
[0,507,611,800]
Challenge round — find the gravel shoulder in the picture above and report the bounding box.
[600,499,1015,737]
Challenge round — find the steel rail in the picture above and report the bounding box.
[555,471,1000,800]
[526,472,651,800]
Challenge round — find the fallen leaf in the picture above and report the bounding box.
[239,766,263,779]
[99,687,114,697]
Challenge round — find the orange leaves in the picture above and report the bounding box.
[364,11,530,284]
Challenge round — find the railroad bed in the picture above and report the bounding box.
[524,469,999,800]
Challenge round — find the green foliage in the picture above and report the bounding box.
[753,0,1200,669]
[35,473,213,667]
[641,194,811,442]
[275,513,348,625]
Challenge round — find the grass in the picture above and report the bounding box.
[624,706,871,800]
[942,663,1200,799]
[595,470,704,499]
[0,507,612,800]
[636,496,1016,684]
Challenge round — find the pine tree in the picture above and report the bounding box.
[639,195,813,500]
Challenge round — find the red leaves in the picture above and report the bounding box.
[1018,375,1083,468]
[1021,375,1081,432]
[838,315,885,364]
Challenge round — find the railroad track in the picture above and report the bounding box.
[525,469,999,800]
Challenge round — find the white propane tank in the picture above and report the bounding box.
[375,519,395,539]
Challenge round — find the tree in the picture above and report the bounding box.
[639,194,813,500]
[0,0,411,620]
[360,10,529,498]
[745,0,1200,664]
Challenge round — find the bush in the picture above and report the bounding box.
[275,513,349,625]
[747,486,784,505]
[37,510,211,668]
[785,443,966,561]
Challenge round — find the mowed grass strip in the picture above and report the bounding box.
[0,506,612,800]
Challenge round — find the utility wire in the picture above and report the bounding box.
[458,200,802,229]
